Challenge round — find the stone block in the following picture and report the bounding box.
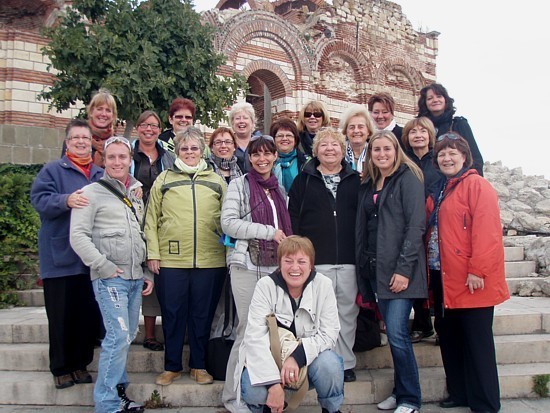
[42,128,61,149]
[1,125,16,144]
[12,146,32,164]
[0,145,12,163]
[32,148,51,164]
[14,126,31,146]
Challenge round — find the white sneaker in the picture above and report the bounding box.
[224,399,252,413]
[377,395,397,410]
[393,406,419,413]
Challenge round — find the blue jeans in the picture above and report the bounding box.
[241,350,344,413]
[378,298,421,410]
[92,277,144,413]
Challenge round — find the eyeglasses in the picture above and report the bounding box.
[437,132,461,142]
[138,123,160,130]
[173,115,193,121]
[212,139,234,147]
[274,133,295,139]
[104,136,132,151]
[304,111,323,118]
[250,134,274,143]
[179,146,200,152]
[68,135,92,141]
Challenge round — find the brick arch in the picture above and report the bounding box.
[216,0,326,11]
[215,10,314,83]
[242,60,291,100]
[376,59,425,92]
[317,40,372,83]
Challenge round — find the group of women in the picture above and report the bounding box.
[32,83,508,413]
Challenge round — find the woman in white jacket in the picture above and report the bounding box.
[239,236,344,413]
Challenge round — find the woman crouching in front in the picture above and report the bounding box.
[238,236,344,413]
[428,133,509,413]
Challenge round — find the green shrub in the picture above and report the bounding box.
[533,374,550,397]
[0,164,42,308]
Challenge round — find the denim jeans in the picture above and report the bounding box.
[241,350,344,413]
[92,277,144,413]
[378,298,421,410]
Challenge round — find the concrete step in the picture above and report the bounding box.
[506,261,537,277]
[15,289,43,307]
[0,363,548,407]
[1,297,549,344]
[1,332,547,374]
[504,246,525,262]
[507,277,550,295]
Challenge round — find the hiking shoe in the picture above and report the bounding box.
[377,395,397,410]
[71,369,92,384]
[116,384,144,412]
[155,370,181,386]
[54,374,75,389]
[190,368,214,384]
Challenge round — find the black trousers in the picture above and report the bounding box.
[411,298,433,333]
[43,274,102,376]
[432,271,501,412]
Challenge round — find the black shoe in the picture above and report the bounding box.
[117,384,144,412]
[53,374,75,389]
[343,368,356,382]
[438,397,467,408]
[410,330,434,343]
[322,409,342,413]
[71,369,92,384]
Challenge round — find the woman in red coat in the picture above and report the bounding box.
[426,133,509,413]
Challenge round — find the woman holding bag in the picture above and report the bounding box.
[239,236,344,413]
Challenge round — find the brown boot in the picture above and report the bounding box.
[155,370,182,386]
[189,368,213,385]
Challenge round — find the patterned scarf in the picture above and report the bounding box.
[66,152,93,180]
[275,150,299,193]
[90,124,113,168]
[345,141,367,173]
[210,154,242,182]
[246,169,293,263]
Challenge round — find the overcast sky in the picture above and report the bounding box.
[194,0,549,178]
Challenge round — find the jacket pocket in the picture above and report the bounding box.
[99,228,129,265]
[51,235,79,267]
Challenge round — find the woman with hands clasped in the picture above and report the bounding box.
[427,133,509,413]
[239,236,344,413]
[355,131,426,413]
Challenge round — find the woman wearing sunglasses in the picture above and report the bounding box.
[221,135,292,413]
[144,127,227,387]
[417,83,484,175]
[296,101,331,157]
[158,97,196,152]
[427,133,509,413]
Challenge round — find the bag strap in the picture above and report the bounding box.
[266,314,309,410]
[222,272,236,339]
[97,179,139,222]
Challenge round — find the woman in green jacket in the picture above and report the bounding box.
[144,127,227,387]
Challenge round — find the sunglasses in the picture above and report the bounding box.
[250,134,274,142]
[173,115,193,121]
[304,111,323,118]
[437,132,461,142]
[104,136,132,151]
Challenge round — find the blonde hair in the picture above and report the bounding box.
[87,88,117,128]
[229,102,256,127]
[312,128,346,157]
[277,236,315,268]
[339,104,375,140]
[363,130,423,184]
[402,117,436,151]
[296,101,330,133]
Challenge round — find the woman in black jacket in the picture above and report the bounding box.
[288,128,360,383]
[355,130,427,413]
[417,83,484,176]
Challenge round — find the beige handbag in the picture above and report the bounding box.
[267,314,309,410]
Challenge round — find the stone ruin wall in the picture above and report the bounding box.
[0,0,438,163]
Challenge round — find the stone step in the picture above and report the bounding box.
[506,261,537,278]
[504,246,525,262]
[1,297,549,344]
[0,363,548,407]
[507,277,550,295]
[15,289,43,307]
[0,332,547,374]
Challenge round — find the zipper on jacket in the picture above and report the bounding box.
[463,213,467,230]
[192,179,197,268]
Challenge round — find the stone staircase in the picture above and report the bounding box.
[1,246,549,409]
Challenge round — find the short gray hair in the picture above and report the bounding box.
[174,126,206,155]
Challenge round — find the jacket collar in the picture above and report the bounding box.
[101,171,142,193]
[269,268,317,298]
